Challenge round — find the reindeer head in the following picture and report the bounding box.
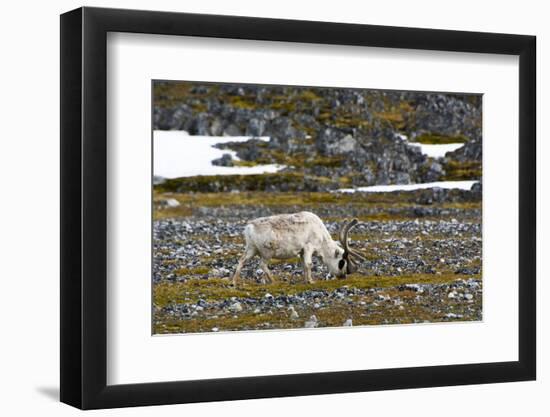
[335,218,367,277]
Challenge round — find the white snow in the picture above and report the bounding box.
[153,130,285,178]
[397,133,466,158]
[409,142,465,158]
[338,180,477,193]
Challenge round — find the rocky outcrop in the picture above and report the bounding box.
[154,82,482,187]
[407,94,481,140]
[446,129,482,162]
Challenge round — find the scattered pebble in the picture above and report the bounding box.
[230,302,243,312]
[304,315,318,328]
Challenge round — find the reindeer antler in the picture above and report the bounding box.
[338,220,348,246]
[339,219,367,271]
[339,218,358,253]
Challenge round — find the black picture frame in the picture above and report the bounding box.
[60,6,536,410]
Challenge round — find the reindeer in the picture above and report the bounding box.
[231,212,366,285]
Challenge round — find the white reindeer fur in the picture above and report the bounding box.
[232,212,347,285]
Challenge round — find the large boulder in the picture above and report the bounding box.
[316,128,357,156]
[421,160,445,182]
[246,118,267,136]
[153,104,194,130]
[446,130,482,162]
[190,113,210,135]
[223,123,242,136]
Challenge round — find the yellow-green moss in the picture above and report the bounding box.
[174,266,211,276]
[412,133,469,144]
[153,190,481,220]
[228,96,257,109]
[442,160,482,180]
[298,90,322,101]
[153,273,479,308]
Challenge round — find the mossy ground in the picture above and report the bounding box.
[154,273,470,307]
[411,133,469,145]
[442,160,482,181]
[153,273,482,334]
[153,190,481,221]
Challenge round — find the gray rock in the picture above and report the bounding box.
[191,113,210,135]
[211,153,234,167]
[394,172,411,184]
[304,315,318,328]
[211,267,230,278]
[333,135,357,154]
[165,198,180,208]
[266,117,299,142]
[223,123,242,136]
[447,132,482,162]
[471,181,482,193]
[230,302,243,313]
[156,198,180,209]
[246,118,267,136]
[422,162,445,182]
[209,118,224,136]
[316,128,357,156]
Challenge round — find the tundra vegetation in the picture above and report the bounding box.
[152,82,482,334]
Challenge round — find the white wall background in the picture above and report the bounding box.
[0,0,545,415]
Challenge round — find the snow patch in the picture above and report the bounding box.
[338,180,477,193]
[409,142,465,158]
[153,130,284,178]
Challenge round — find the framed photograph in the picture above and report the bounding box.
[60,6,536,410]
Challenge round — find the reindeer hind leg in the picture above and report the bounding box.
[232,247,256,286]
[259,258,275,284]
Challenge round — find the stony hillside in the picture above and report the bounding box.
[153,82,482,191]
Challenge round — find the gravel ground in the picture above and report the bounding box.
[152,195,482,334]
[153,217,481,282]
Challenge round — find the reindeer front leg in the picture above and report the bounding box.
[302,247,315,284]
